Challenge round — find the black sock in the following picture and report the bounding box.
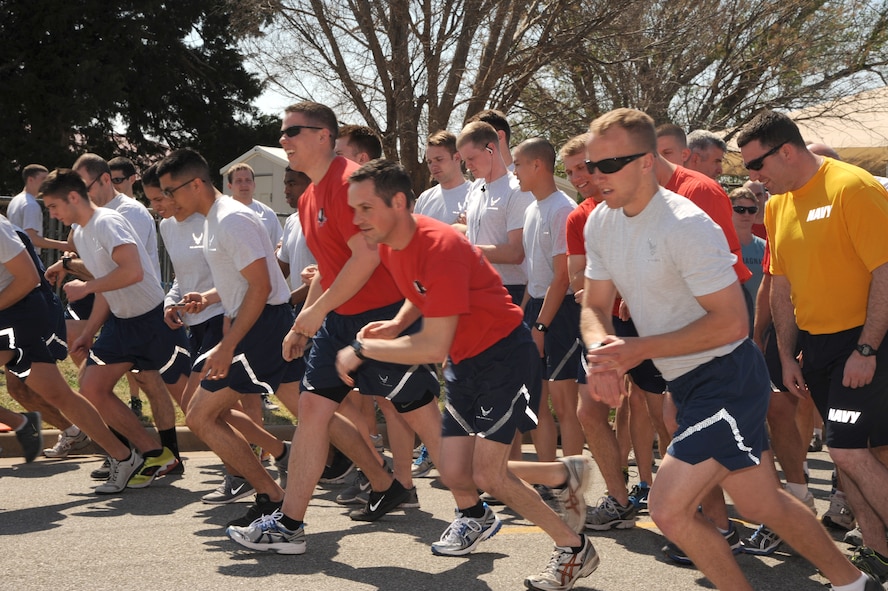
[460,502,486,519]
[279,514,303,531]
[159,428,180,459]
[570,536,586,553]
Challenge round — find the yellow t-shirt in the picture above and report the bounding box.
[765,157,888,334]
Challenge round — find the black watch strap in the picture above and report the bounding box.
[856,343,878,357]
[351,339,367,360]
[533,322,548,333]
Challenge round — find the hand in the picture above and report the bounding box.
[282,330,308,361]
[573,288,584,304]
[163,306,184,329]
[359,320,401,340]
[292,304,324,339]
[300,264,318,287]
[180,292,207,314]
[63,279,90,302]
[586,335,644,378]
[201,343,233,381]
[45,260,66,287]
[586,368,626,408]
[71,333,91,358]
[843,351,876,388]
[335,345,363,386]
[780,358,810,400]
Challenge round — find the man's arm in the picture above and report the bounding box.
[770,274,806,397]
[752,272,772,350]
[844,261,888,388]
[0,251,40,310]
[24,228,68,251]
[477,228,524,264]
[580,277,622,406]
[532,253,570,353]
[63,243,143,302]
[567,254,586,296]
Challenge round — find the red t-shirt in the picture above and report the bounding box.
[665,166,753,283]
[565,197,599,256]
[379,216,523,364]
[299,156,403,315]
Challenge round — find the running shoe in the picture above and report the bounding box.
[320,449,355,485]
[845,526,864,547]
[399,486,420,509]
[349,479,411,521]
[44,427,90,459]
[822,492,856,531]
[15,412,42,463]
[524,535,599,591]
[127,447,177,488]
[431,503,502,556]
[262,395,279,411]
[95,451,144,494]
[227,510,306,554]
[852,547,888,583]
[227,493,283,527]
[584,495,637,530]
[662,521,741,565]
[411,445,434,478]
[370,433,384,456]
[741,523,782,556]
[628,481,651,510]
[552,455,591,534]
[336,469,372,505]
[202,474,256,504]
[91,457,111,479]
[808,433,823,452]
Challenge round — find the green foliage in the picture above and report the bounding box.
[0,0,273,191]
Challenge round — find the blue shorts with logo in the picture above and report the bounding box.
[303,300,440,408]
[442,324,541,444]
[0,289,57,379]
[666,339,770,471]
[613,317,666,394]
[524,296,583,381]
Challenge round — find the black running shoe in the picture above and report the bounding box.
[227,493,284,527]
[349,479,410,522]
[15,412,43,463]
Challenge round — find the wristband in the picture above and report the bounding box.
[62,255,73,270]
[533,322,548,333]
[351,339,367,360]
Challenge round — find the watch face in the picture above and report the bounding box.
[858,344,876,356]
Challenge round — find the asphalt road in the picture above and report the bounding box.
[0,446,867,591]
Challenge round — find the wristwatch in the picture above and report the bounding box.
[533,322,548,333]
[351,339,368,360]
[61,255,73,270]
[587,342,604,351]
[856,343,878,357]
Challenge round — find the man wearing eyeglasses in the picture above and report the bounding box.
[581,107,877,591]
[739,110,888,582]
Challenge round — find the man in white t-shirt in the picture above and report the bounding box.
[226,162,283,246]
[7,163,66,252]
[414,130,470,224]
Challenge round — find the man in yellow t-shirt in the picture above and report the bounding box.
[738,110,888,579]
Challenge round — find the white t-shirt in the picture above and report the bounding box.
[245,199,284,246]
[74,208,165,318]
[524,190,576,299]
[584,188,742,380]
[278,211,316,292]
[0,216,27,294]
[414,181,471,224]
[464,173,534,286]
[104,193,161,279]
[6,192,43,253]
[203,197,290,318]
[159,213,224,326]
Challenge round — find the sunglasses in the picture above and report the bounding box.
[281,125,324,138]
[744,142,787,171]
[110,176,128,185]
[733,205,758,215]
[584,152,647,175]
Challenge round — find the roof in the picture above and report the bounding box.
[219,146,288,174]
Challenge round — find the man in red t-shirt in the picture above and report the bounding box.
[332,159,599,590]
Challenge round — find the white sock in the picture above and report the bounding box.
[785,481,809,501]
[831,572,868,591]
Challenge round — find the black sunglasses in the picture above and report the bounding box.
[281,125,324,138]
[744,142,787,171]
[733,205,758,215]
[584,152,647,175]
[110,176,128,185]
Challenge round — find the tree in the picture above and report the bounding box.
[0,0,273,192]
[235,0,621,189]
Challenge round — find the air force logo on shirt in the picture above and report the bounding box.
[413,280,426,295]
[317,207,327,227]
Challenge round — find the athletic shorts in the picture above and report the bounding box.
[64,292,95,321]
[612,317,666,394]
[157,325,192,384]
[191,304,296,395]
[666,339,771,471]
[800,326,888,449]
[302,300,440,407]
[442,324,541,444]
[43,290,69,361]
[524,296,583,381]
[0,289,56,379]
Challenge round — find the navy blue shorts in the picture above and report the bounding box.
[64,292,95,321]
[193,304,296,395]
[43,291,68,361]
[0,289,57,379]
[442,324,541,444]
[303,300,440,407]
[801,326,888,449]
[504,284,526,308]
[156,325,192,384]
[524,296,583,381]
[666,339,771,471]
[613,317,666,394]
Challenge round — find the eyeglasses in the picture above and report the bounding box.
[744,142,787,171]
[732,205,759,215]
[85,175,102,191]
[584,152,647,175]
[161,177,198,199]
[110,176,128,185]
[281,125,324,138]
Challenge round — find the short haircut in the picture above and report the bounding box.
[588,108,657,154]
[655,123,687,147]
[729,186,759,204]
[456,121,499,151]
[284,167,311,186]
[72,153,111,179]
[736,110,806,150]
[349,159,415,208]
[21,164,48,183]
[468,109,511,143]
[339,125,383,159]
[226,162,255,183]
[108,156,137,178]
[156,148,211,183]
[141,163,160,188]
[686,129,727,153]
[284,101,339,144]
[38,168,88,202]
[427,130,458,155]
[515,138,556,172]
[559,134,589,160]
